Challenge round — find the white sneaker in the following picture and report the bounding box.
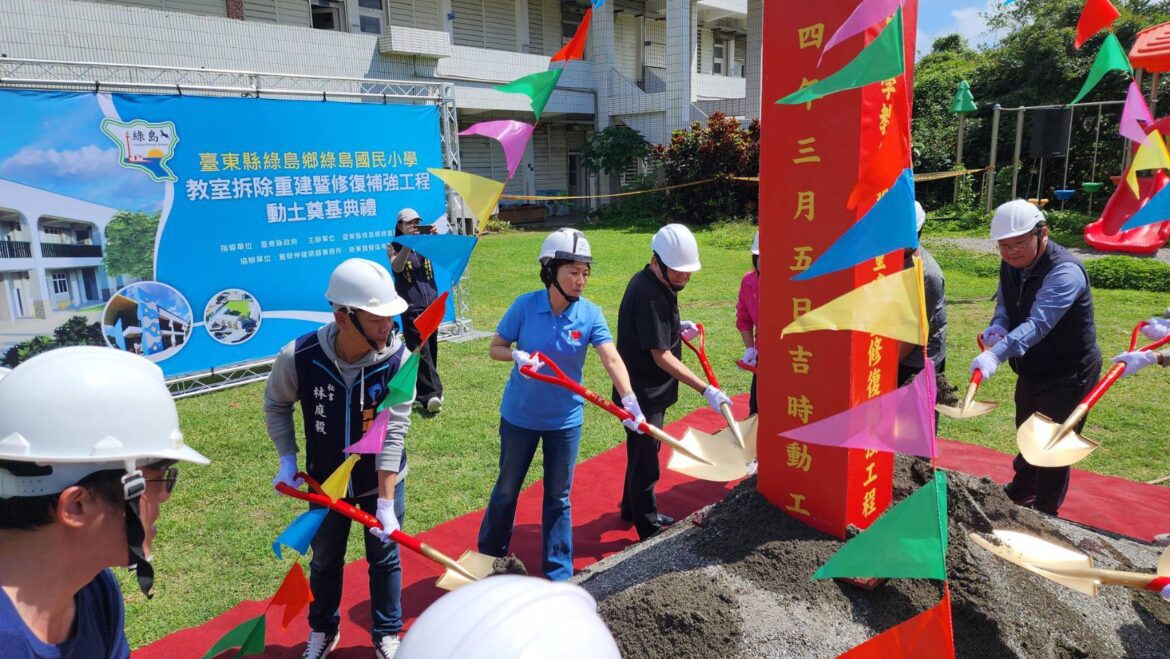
[375,635,401,659]
[301,631,340,659]
[426,397,443,413]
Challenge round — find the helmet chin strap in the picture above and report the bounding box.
[121,470,154,598]
[552,279,580,305]
[346,308,380,352]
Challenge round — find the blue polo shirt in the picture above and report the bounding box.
[497,290,613,431]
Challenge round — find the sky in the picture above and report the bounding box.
[916,0,1010,55]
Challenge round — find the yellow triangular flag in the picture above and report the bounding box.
[428,168,505,234]
[1126,129,1170,198]
[782,257,928,345]
[320,454,361,501]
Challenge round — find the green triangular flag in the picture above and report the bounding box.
[377,352,420,412]
[950,80,977,113]
[1071,32,1133,104]
[202,613,266,658]
[813,470,948,580]
[496,68,564,120]
[777,9,905,105]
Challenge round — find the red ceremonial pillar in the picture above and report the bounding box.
[757,0,918,538]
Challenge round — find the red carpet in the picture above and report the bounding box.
[138,397,1169,657]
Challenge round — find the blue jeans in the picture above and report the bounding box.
[308,478,405,642]
[477,418,581,581]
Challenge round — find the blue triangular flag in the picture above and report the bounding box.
[592,0,607,7]
[391,234,478,289]
[1121,184,1170,231]
[792,168,918,281]
[272,508,328,560]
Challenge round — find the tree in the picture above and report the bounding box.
[652,113,759,224]
[103,210,160,281]
[580,125,651,178]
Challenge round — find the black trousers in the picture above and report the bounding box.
[401,310,442,403]
[1010,359,1101,515]
[620,409,666,540]
[749,373,758,415]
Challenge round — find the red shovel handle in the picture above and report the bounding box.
[735,359,757,374]
[966,334,989,387]
[681,323,720,388]
[275,476,423,555]
[520,352,633,423]
[1082,321,1170,410]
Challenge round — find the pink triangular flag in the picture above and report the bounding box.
[1120,81,1155,146]
[819,0,905,66]
[344,408,390,454]
[459,120,536,179]
[779,360,937,458]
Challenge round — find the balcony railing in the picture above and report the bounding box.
[0,241,31,258]
[41,243,102,258]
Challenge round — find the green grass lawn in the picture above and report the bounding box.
[120,221,1169,648]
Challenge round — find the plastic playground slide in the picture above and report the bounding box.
[1083,170,1170,254]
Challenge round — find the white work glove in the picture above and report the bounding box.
[741,346,759,366]
[511,349,543,377]
[272,454,303,489]
[970,350,1000,381]
[703,385,732,413]
[745,459,758,476]
[680,320,700,342]
[1141,317,1170,341]
[620,393,646,433]
[1112,350,1159,377]
[369,497,400,545]
[980,324,1008,349]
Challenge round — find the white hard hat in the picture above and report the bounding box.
[990,199,1045,241]
[539,228,593,265]
[751,231,760,255]
[0,347,209,497]
[651,223,701,272]
[325,258,407,317]
[397,208,421,224]
[398,576,620,659]
[914,201,926,232]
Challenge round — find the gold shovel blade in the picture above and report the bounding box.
[738,414,758,464]
[969,530,1099,596]
[434,549,498,591]
[936,399,999,419]
[666,428,750,482]
[1017,413,1099,468]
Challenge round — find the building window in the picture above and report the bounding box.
[358,0,386,34]
[51,272,69,295]
[311,0,345,31]
[712,38,727,75]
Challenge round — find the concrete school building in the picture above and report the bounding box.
[2,0,761,205]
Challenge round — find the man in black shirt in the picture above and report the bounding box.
[615,224,732,540]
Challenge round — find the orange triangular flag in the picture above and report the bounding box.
[837,586,955,658]
[552,8,592,62]
[268,563,313,632]
[847,89,909,211]
[413,291,450,344]
[1074,0,1120,49]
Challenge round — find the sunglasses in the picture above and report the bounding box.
[144,466,179,494]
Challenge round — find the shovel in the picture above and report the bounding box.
[520,352,748,482]
[1017,321,1170,468]
[276,474,495,591]
[937,334,1000,420]
[681,323,757,462]
[970,529,1170,597]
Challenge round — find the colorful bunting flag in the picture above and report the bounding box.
[848,89,909,210]
[414,291,450,344]
[268,563,313,632]
[782,257,928,345]
[592,0,606,7]
[1120,81,1154,146]
[496,68,564,120]
[819,0,904,65]
[779,360,937,458]
[320,454,360,500]
[838,588,955,658]
[376,352,421,412]
[1071,32,1133,104]
[553,8,592,62]
[345,407,391,454]
[272,509,327,560]
[777,9,905,105]
[390,234,478,289]
[1074,0,1121,49]
[459,121,536,179]
[793,168,917,281]
[1125,129,1170,197]
[427,169,504,230]
[202,614,266,658]
[1120,180,1170,231]
[814,471,948,580]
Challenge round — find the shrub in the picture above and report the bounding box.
[1084,256,1170,293]
[1,316,104,367]
[652,113,759,225]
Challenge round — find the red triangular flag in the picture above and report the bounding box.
[552,8,592,62]
[847,90,909,212]
[837,586,955,658]
[413,291,450,344]
[1075,0,1120,49]
[268,563,313,632]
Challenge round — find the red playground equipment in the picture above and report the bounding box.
[1084,22,1170,254]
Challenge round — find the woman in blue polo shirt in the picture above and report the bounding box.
[478,228,644,581]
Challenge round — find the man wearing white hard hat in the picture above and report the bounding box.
[897,202,947,388]
[389,208,444,414]
[0,347,209,655]
[614,224,732,540]
[972,200,1100,515]
[264,258,414,658]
